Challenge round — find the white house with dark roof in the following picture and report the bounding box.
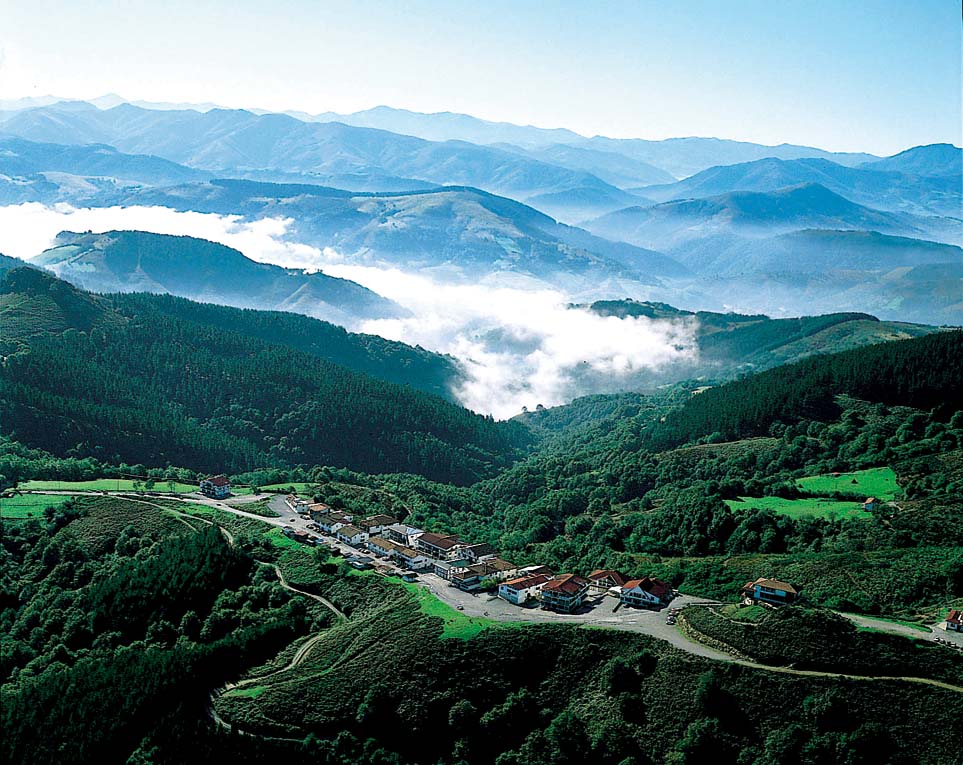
[336,524,369,547]
[620,577,674,609]
[392,546,432,571]
[366,536,401,558]
[384,523,423,547]
[199,474,231,499]
[416,532,466,560]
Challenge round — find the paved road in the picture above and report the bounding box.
[417,571,731,660]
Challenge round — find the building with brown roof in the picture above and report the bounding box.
[199,474,231,499]
[588,569,627,595]
[943,609,962,632]
[416,531,465,559]
[740,577,799,606]
[357,514,399,535]
[366,536,401,557]
[540,574,589,613]
[336,524,369,547]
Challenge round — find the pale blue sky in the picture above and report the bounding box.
[1,0,959,154]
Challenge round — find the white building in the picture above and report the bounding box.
[497,573,550,605]
[336,524,369,546]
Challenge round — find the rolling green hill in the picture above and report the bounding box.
[585,299,939,383]
[0,268,530,482]
[34,230,402,328]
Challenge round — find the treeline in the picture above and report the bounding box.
[0,268,530,483]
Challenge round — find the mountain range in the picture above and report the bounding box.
[0,97,959,326]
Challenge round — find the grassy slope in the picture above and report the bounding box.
[796,466,899,499]
[0,493,75,519]
[725,496,871,520]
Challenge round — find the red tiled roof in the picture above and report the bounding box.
[502,574,550,591]
[205,475,230,487]
[542,573,588,595]
[622,577,672,599]
[947,609,962,625]
[589,569,627,586]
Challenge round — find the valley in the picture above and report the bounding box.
[0,28,960,764]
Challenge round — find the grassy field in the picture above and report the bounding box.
[397,581,519,639]
[16,479,256,495]
[725,496,871,520]
[259,482,318,494]
[222,686,267,699]
[795,466,898,500]
[0,493,76,518]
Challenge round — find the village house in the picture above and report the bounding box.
[451,562,494,591]
[461,542,497,562]
[416,531,466,560]
[588,569,627,596]
[385,523,424,547]
[391,546,432,571]
[366,536,401,558]
[862,497,879,512]
[540,574,590,613]
[434,558,472,580]
[313,512,348,535]
[199,474,231,499]
[497,573,551,605]
[336,524,369,547]
[942,609,962,632]
[519,564,555,578]
[740,577,799,606]
[285,494,310,514]
[476,557,518,581]
[449,558,517,590]
[619,577,674,609]
[357,514,399,536]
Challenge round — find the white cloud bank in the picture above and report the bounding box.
[0,202,327,268]
[0,203,697,418]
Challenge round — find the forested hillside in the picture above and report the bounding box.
[0,268,529,483]
[582,299,938,388]
[107,292,460,400]
[646,330,962,450]
[36,230,401,327]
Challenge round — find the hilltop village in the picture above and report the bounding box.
[270,488,800,616]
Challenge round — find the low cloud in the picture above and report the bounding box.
[0,203,698,418]
[0,202,323,268]
[324,265,697,417]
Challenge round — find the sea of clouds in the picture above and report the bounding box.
[0,203,698,418]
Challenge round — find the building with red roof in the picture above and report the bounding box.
[540,574,589,613]
[619,577,674,609]
[199,474,231,499]
[943,609,962,633]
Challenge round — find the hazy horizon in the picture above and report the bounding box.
[2,0,959,155]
